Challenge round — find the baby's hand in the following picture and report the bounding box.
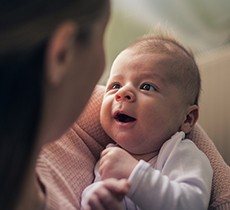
[99,147,138,180]
[82,178,129,210]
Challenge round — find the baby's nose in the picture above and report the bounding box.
[115,89,135,102]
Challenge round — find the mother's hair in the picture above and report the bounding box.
[0,0,107,209]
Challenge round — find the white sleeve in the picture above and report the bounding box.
[127,140,213,210]
[81,181,103,208]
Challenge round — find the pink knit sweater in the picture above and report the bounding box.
[36,85,230,210]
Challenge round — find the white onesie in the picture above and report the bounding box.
[81,132,213,210]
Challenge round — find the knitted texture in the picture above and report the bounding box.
[37,85,230,210]
[189,125,230,209]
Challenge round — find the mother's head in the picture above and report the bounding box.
[0,0,110,209]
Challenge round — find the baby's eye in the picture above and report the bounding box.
[111,83,121,89]
[140,83,157,92]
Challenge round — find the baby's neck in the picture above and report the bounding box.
[132,151,159,162]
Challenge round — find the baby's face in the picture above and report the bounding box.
[100,49,188,155]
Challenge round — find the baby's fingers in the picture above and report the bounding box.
[88,187,122,210]
[93,185,124,210]
[100,144,118,158]
[103,178,130,200]
[87,192,105,210]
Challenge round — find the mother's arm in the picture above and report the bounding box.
[188,124,230,209]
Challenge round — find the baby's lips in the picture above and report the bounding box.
[113,110,136,120]
[113,111,137,123]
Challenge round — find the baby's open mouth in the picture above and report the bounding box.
[114,112,136,123]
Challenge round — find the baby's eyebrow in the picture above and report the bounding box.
[106,77,120,87]
[107,74,123,82]
[139,72,166,84]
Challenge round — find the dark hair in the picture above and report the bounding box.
[0,0,107,209]
[128,32,201,106]
[0,41,46,209]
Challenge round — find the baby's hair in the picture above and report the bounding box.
[128,29,201,106]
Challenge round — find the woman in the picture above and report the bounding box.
[0,0,126,209]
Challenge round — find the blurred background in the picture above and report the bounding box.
[100,0,230,165]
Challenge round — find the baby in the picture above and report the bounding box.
[81,32,213,210]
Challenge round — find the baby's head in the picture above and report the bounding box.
[100,32,201,156]
[128,34,201,106]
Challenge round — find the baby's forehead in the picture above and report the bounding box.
[111,50,182,82]
[113,48,184,74]
[116,48,179,64]
[131,45,192,73]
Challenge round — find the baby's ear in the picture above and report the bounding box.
[180,105,199,134]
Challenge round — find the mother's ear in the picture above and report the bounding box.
[45,21,77,86]
[180,105,199,134]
